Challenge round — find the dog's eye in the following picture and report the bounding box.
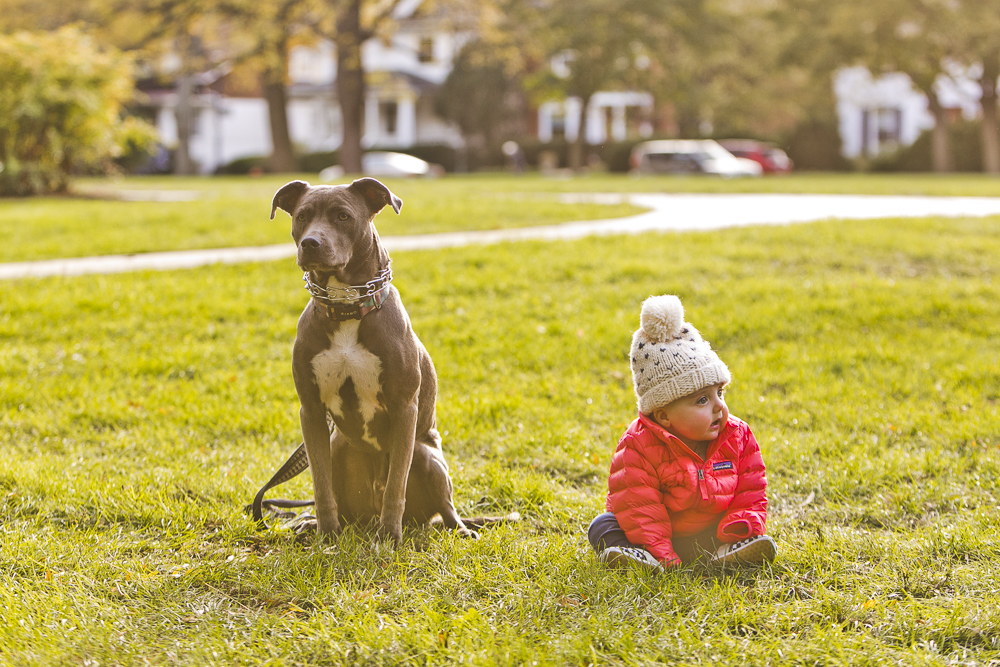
[296,213,305,221]
[337,212,349,221]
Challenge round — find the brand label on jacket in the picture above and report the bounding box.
[712,461,734,471]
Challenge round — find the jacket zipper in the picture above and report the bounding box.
[697,469,709,500]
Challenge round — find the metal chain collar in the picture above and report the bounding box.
[302,263,393,304]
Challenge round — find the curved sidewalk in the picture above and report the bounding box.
[5,192,1000,280]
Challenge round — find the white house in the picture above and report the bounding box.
[834,65,982,159]
[147,2,471,173]
[537,91,654,145]
[144,1,657,173]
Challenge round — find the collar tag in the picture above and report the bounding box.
[328,303,363,320]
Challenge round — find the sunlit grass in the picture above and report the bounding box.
[8,171,1000,264]
[2,213,999,665]
[0,174,645,263]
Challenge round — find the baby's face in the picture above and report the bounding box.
[652,382,729,450]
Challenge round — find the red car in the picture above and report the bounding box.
[718,139,793,174]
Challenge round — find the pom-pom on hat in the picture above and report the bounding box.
[630,295,731,414]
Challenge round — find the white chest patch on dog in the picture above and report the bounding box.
[311,321,383,449]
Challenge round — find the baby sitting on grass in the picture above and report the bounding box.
[588,295,776,571]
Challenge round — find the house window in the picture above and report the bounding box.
[380,101,398,135]
[862,107,901,155]
[550,110,566,139]
[317,104,340,138]
[418,37,434,63]
[876,108,901,146]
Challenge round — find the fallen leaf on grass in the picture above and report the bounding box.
[558,595,587,607]
[282,603,309,618]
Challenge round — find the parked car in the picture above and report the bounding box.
[629,140,763,177]
[318,151,443,182]
[718,139,793,174]
[363,151,444,178]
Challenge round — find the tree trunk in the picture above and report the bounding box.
[175,73,196,175]
[927,90,953,173]
[336,0,366,174]
[980,57,1000,174]
[263,63,298,173]
[569,94,591,172]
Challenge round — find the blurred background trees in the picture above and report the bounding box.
[955,0,1000,173]
[213,0,321,174]
[2,0,1000,190]
[854,0,962,172]
[322,0,414,174]
[514,0,666,171]
[434,39,524,170]
[0,27,156,195]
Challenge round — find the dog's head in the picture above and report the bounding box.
[270,178,402,279]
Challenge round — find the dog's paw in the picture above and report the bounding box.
[376,522,403,547]
[314,515,342,537]
[293,517,344,544]
[459,528,480,540]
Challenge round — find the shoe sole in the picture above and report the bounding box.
[714,539,776,566]
[602,551,662,573]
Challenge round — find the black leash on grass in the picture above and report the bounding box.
[247,442,522,533]
[245,442,315,528]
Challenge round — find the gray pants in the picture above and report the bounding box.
[587,512,722,565]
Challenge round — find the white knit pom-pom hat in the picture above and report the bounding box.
[630,295,731,414]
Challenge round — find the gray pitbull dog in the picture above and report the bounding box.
[270,177,474,544]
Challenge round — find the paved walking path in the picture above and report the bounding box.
[5,192,1000,280]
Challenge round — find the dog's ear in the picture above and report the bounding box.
[349,177,403,216]
[270,180,309,220]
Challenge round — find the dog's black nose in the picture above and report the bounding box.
[300,237,321,250]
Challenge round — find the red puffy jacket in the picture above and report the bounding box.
[605,413,768,565]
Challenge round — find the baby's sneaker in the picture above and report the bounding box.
[599,546,662,573]
[710,535,777,566]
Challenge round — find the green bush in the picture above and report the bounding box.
[297,150,339,173]
[0,27,156,196]
[519,137,570,169]
[215,155,269,175]
[784,120,852,172]
[600,140,639,172]
[870,120,983,173]
[517,138,649,173]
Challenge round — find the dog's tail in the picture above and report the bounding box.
[454,512,521,531]
[428,512,520,532]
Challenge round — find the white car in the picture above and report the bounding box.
[363,151,443,177]
[319,152,443,182]
[629,140,763,177]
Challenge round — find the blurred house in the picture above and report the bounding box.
[537,92,654,146]
[535,49,654,147]
[140,0,472,173]
[138,0,659,173]
[834,66,981,159]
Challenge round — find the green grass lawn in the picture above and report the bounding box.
[7,171,1000,263]
[2,210,999,665]
[0,175,647,263]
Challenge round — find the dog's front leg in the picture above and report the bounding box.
[378,403,417,545]
[300,401,341,538]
